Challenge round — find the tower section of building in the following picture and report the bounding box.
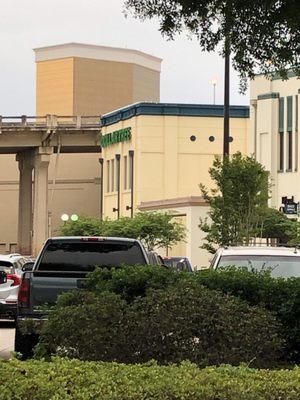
[35,43,162,116]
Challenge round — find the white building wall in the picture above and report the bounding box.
[250,74,300,210]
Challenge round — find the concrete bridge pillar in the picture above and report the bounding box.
[32,147,53,256]
[17,151,34,255]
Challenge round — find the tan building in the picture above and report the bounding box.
[100,102,249,267]
[35,42,161,116]
[250,72,300,212]
[0,43,162,254]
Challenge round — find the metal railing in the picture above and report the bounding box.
[0,115,101,130]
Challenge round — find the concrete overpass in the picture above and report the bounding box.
[0,115,101,255]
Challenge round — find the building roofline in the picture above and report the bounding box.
[254,70,299,81]
[101,102,250,127]
[138,196,207,211]
[34,42,162,72]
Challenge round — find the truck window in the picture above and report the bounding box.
[37,241,146,272]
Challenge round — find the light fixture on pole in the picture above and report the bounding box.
[211,77,218,105]
[61,213,69,223]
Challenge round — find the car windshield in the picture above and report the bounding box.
[0,262,14,275]
[38,241,146,272]
[217,255,300,278]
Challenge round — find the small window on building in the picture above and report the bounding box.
[278,98,284,171]
[128,151,134,190]
[111,159,115,192]
[287,131,293,171]
[106,160,110,192]
[287,96,293,171]
[287,96,293,132]
[124,155,128,190]
[295,95,298,171]
[279,97,284,133]
[279,132,284,171]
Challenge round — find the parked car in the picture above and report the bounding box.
[147,251,166,267]
[210,246,300,278]
[15,236,150,357]
[0,253,30,318]
[163,256,194,272]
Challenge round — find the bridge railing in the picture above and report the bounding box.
[0,115,101,130]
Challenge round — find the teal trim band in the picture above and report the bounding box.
[272,70,298,80]
[101,102,249,127]
[258,92,280,100]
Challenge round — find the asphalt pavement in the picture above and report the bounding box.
[0,320,15,360]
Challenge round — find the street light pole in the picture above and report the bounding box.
[211,78,217,105]
[223,43,230,157]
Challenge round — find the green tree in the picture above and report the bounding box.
[124,0,300,88]
[199,152,269,252]
[259,207,297,243]
[59,211,186,251]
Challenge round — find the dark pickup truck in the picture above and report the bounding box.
[15,236,150,357]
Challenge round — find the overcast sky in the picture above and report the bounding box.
[0,0,249,115]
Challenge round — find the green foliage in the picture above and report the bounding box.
[126,281,283,368]
[38,277,283,368]
[38,291,127,361]
[84,265,182,302]
[195,267,300,364]
[260,208,297,242]
[199,153,269,252]
[59,211,186,251]
[0,358,299,400]
[124,0,300,91]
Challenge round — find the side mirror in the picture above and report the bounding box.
[22,262,34,272]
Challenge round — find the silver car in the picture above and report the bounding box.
[0,254,29,318]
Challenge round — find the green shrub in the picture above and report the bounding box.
[38,291,127,361]
[85,265,182,302]
[126,281,283,368]
[38,281,283,368]
[194,267,300,363]
[0,358,299,400]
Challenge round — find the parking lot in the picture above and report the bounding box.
[0,321,15,360]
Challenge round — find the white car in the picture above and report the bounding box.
[210,246,300,278]
[0,254,30,318]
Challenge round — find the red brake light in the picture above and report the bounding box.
[6,274,21,287]
[18,277,30,308]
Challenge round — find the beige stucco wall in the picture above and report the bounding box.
[101,113,249,220]
[101,112,249,265]
[250,74,300,209]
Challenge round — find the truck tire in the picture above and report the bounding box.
[14,325,39,360]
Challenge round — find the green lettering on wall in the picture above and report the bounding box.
[100,127,132,148]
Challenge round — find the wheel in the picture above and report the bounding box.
[14,324,39,360]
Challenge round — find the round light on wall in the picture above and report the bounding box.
[61,213,69,222]
[71,214,79,222]
[190,135,197,142]
[209,136,215,142]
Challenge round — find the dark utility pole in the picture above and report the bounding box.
[223,39,230,157]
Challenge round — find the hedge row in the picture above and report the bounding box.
[0,358,299,400]
[85,266,300,363]
[36,280,283,368]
